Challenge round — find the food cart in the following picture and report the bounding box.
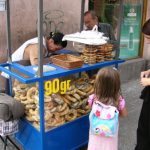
[0,0,124,150]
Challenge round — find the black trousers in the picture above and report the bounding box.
[135,100,150,150]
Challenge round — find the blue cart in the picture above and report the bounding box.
[0,60,124,150]
[1,0,124,149]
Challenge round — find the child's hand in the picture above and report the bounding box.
[140,78,150,87]
[119,107,128,117]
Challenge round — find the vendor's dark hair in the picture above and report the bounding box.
[142,19,150,35]
[47,32,67,48]
[84,10,98,20]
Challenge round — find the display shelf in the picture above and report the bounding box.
[0,59,124,83]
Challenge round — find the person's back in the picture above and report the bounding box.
[87,68,127,150]
[135,18,150,150]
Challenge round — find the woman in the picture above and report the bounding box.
[11,32,67,65]
[1,32,67,93]
[135,18,150,150]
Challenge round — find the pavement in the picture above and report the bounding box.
[0,79,143,150]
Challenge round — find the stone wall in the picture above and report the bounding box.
[0,0,88,90]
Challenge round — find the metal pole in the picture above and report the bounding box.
[38,0,43,77]
[6,0,12,95]
[115,0,124,59]
[37,0,45,150]
[80,0,85,31]
[6,0,11,63]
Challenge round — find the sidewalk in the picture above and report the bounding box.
[0,79,143,150]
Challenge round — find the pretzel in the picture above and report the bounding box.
[46,118,59,127]
[77,109,86,115]
[20,94,27,101]
[25,115,35,122]
[87,88,94,95]
[51,94,64,105]
[25,104,36,110]
[53,119,65,127]
[50,107,57,113]
[84,85,93,93]
[29,109,39,116]
[70,101,80,109]
[57,103,68,112]
[76,89,87,96]
[72,93,81,100]
[32,111,52,122]
[44,95,52,102]
[65,109,77,122]
[66,88,77,95]
[80,98,88,108]
[59,106,69,116]
[64,95,77,102]
[27,87,38,101]
[62,96,71,105]
[21,100,31,105]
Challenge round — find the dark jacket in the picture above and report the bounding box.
[0,93,25,121]
[135,86,150,150]
[98,23,118,51]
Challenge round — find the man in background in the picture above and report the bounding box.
[84,10,117,47]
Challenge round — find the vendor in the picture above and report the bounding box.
[84,10,117,49]
[11,32,67,65]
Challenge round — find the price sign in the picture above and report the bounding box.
[45,79,71,95]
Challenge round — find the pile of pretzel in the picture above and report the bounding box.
[13,74,95,130]
[81,44,113,64]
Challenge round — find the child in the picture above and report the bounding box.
[87,67,127,150]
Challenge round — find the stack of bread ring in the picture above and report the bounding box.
[97,44,113,61]
[13,73,95,130]
[81,44,113,64]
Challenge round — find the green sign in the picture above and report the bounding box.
[119,4,142,59]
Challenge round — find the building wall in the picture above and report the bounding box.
[143,0,150,60]
[0,0,88,90]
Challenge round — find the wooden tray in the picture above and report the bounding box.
[51,54,84,69]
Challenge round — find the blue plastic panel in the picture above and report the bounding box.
[0,59,124,84]
[16,115,89,150]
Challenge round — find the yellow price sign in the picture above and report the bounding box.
[45,79,71,95]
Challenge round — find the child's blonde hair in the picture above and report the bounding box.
[94,67,121,106]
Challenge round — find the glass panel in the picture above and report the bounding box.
[13,71,96,131]
[119,0,143,59]
[89,0,144,59]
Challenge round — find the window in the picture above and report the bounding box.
[89,0,144,59]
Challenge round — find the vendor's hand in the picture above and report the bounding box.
[141,70,150,78]
[140,77,150,87]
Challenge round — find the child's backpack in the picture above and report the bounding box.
[89,99,119,137]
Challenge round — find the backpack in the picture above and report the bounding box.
[89,100,119,137]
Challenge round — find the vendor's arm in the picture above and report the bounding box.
[26,44,46,65]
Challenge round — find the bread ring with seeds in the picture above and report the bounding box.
[76,89,87,96]
[59,106,69,116]
[64,95,77,102]
[57,103,68,112]
[65,109,77,122]
[87,88,94,95]
[62,96,71,105]
[72,93,81,100]
[27,87,38,101]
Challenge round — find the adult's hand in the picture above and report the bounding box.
[140,77,150,87]
[141,70,150,78]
